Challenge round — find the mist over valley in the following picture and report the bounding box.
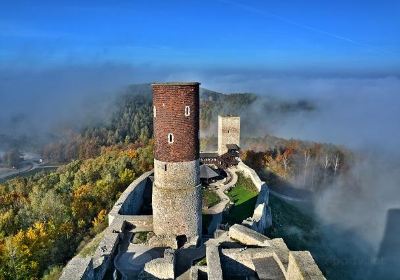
[0,1,399,278]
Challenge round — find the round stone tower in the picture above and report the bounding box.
[152,82,202,242]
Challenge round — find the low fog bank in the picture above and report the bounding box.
[312,154,400,279]
[206,75,400,157]
[0,64,141,149]
[0,63,209,150]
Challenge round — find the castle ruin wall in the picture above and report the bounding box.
[152,181,202,237]
[206,240,224,280]
[108,170,153,224]
[153,159,199,189]
[218,116,240,155]
[237,160,272,233]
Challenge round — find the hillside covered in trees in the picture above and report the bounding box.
[0,142,153,279]
[241,135,353,193]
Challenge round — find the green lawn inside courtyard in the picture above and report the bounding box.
[202,188,221,208]
[224,172,259,224]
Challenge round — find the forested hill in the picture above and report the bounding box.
[83,83,315,143]
[1,83,316,162]
[82,83,315,141]
[37,83,316,163]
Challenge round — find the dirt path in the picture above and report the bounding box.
[203,167,238,234]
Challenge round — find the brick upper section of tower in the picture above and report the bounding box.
[152,83,200,162]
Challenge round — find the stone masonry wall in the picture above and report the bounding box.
[218,116,240,155]
[287,251,326,280]
[108,170,153,224]
[152,181,202,238]
[206,240,224,280]
[237,161,264,192]
[153,159,201,237]
[59,257,93,280]
[153,159,200,189]
[220,248,277,278]
[237,160,272,233]
[60,218,126,280]
[219,246,325,279]
[152,82,200,162]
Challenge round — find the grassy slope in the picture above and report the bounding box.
[267,195,318,250]
[225,173,259,224]
[202,188,221,208]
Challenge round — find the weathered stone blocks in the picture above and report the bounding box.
[140,249,175,279]
[153,159,200,189]
[287,251,326,280]
[59,257,93,280]
[228,224,271,247]
[152,182,202,238]
[205,240,223,280]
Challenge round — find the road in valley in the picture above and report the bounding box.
[0,160,59,181]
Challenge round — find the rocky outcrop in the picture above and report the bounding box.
[210,227,325,280]
[205,240,224,280]
[139,249,175,279]
[228,224,270,247]
[287,251,326,280]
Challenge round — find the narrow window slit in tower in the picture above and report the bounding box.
[168,133,174,144]
[164,164,167,171]
[153,106,156,118]
[185,106,190,116]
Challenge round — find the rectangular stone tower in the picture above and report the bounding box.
[151,82,202,243]
[218,115,240,155]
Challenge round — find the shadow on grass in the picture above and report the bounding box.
[223,196,258,225]
[202,214,213,235]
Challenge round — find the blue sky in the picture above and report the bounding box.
[0,0,399,73]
